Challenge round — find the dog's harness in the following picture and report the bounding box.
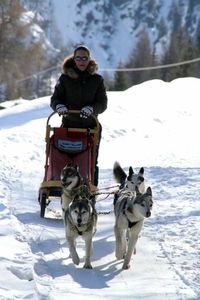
[62,184,92,200]
[113,181,127,206]
[74,212,96,236]
[127,219,139,229]
[114,187,142,228]
[122,199,140,228]
[78,185,92,199]
[77,228,83,236]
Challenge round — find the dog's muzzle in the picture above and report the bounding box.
[77,217,82,226]
[146,211,151,218]
[61,180,72,187]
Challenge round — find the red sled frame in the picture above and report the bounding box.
[38,110,100,218]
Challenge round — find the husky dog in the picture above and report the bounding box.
[113,162,145,207]
[60,164,84,216]
[64,196,97,269]
[114,186,153,269]
[113,161,145,194]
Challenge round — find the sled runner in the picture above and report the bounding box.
[38,110,100,218]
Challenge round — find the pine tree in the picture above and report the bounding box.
[126,28,155,85]
[0,0,27,99]
[160,30,181,81]
[113,61,128,91]
[193,30,200,78]
[160,26,196,81]
[168,1,182,32]
[0,0,53,100]
[176,38,196,78]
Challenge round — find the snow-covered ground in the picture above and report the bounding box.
[0,78,199,299]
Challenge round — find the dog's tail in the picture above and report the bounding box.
[113,161,127,184]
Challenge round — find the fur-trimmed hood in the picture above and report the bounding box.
[62,56,98,79]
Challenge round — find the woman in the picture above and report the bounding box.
[50,45,108,186]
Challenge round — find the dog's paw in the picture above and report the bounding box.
[83,263,93,269]
[122,262,130,270]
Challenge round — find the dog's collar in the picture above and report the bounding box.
[123,209,140,228]
[62,183,84,197]
[62,185,80,195]
[77,228,83,235]
[75,221,92,235]
[128,219,139,228]
[123,200,140,228]
[70,222,87,235]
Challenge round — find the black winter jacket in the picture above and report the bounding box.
[50,56,107,128]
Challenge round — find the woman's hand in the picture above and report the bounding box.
[56,104,68,117]
[80,106,94,118]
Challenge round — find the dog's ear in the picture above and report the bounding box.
[146,186,152,196]
[139,167,144,175]
[62,165,67,171]
[60,172,64,181]
[127,166,134,180]
[73,195,79,202]
[75,165,79,171]
[60,167,66,180]
[83,197,89,204]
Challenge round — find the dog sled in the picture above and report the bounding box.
[38,110,100,218]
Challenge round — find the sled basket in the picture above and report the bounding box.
[38,110,100,218]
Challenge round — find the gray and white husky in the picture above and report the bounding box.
[113,162,145,206]
[60,164,84,216]
[64,195,97,269]
[113,161,145,194]
[114,186,153,269]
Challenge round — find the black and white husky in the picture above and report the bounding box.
[113,161,145,205]
[113,161,145,193]
[64,195,97,269]
[60,164,84,216]
[114,186,153,269]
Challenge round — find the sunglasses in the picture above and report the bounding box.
[74,56,89,62]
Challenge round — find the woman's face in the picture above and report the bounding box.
[74,49,90,71]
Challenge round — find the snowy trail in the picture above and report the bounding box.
[1,79,200,299]
[3,162,198,300]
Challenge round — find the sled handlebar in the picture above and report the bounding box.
[46,110,100,131]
